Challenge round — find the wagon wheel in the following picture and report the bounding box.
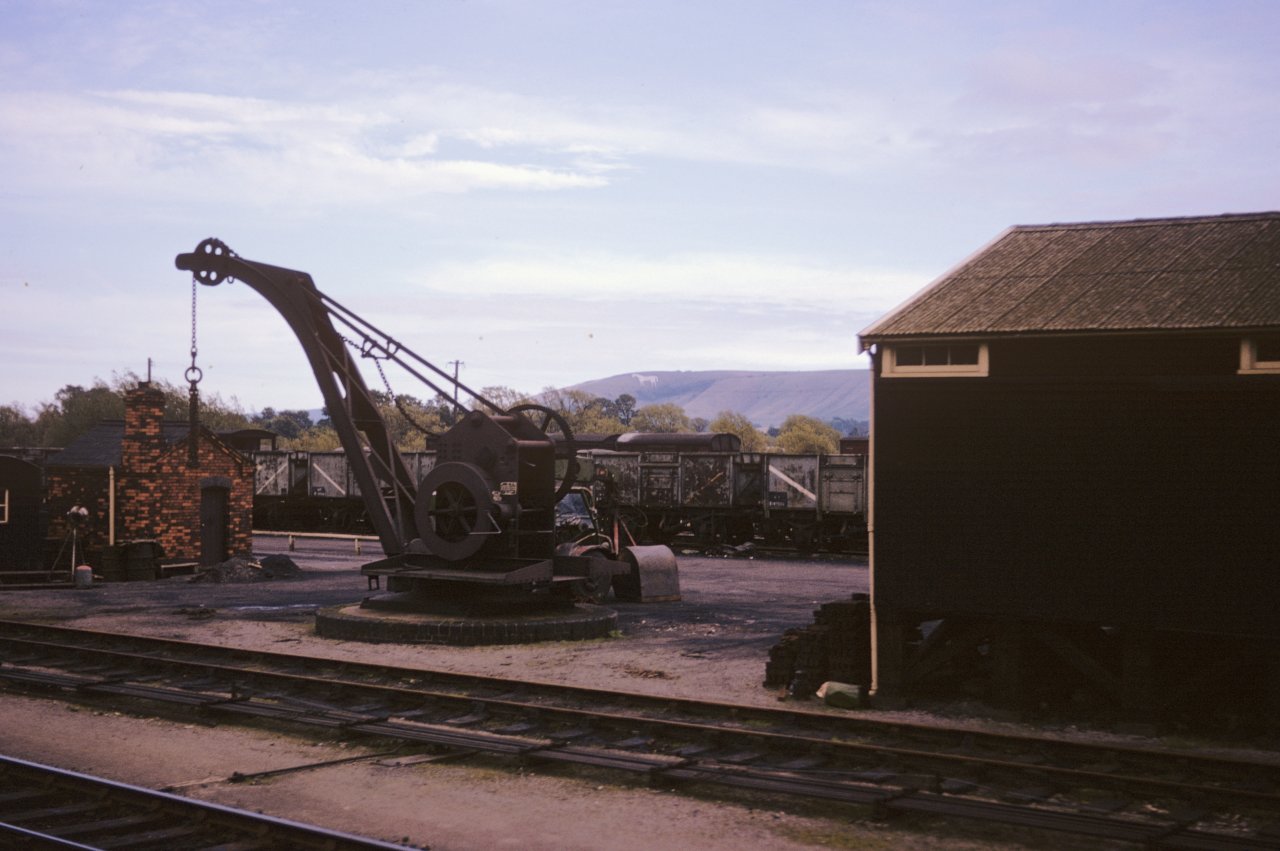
[506,403,580,503]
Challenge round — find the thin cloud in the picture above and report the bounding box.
[0,87,612,207]
[3,1,1277,413]
[415,253,927,309]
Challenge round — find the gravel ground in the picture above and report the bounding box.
[2,537,871,707]
[0,536,1237,849]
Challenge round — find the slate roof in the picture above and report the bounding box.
[45,421,194,468]
[860,212,1280,347]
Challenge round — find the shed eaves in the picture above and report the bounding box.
[860,212,1280,345]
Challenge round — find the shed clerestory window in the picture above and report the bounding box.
[1239,335,1280,374]
[883,343,988,377]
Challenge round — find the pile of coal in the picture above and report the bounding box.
[189,554,303,583]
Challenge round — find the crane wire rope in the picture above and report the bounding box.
[185,277,203,466]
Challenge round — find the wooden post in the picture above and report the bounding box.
[871,610,909,708]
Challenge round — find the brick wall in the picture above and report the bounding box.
[47,383,254,566]
[121,384,166,473]
[117,384,167,548]
[120,435,254,561]
[44,468,110,566]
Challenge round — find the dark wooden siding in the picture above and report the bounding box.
[0,457,45,571]
[871,333,1280,638]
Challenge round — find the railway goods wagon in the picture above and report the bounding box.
[580,446,738,543]
[764,452,867,551]
[253,450,437,532]
[249,438,868,552]
[584,447,866,551]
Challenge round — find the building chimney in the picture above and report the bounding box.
[121,382,166,474]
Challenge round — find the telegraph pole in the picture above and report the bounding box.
[448,360,464,409]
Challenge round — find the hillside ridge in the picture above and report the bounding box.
[567,369,870,429]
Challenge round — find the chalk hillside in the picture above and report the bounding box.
[567,370,870,430]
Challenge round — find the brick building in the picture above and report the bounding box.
[45,383,254,568]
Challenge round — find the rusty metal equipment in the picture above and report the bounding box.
[175,239,674,613]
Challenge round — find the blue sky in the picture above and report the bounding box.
[2,0,1277,413]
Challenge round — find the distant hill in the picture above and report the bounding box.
[568,370,870,429]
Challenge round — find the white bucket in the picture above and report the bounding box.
[73,564,93,588]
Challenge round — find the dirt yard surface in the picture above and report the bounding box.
[3,537,864,705]
[0,537,1217,849]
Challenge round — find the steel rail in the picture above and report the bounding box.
[2,627,1276,810]
[0,619,1274,791]
[1,668,1270,850]
[1,622,1278,848]
[0,754,411,850]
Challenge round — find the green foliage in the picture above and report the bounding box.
[0,404,40,446]
[300,390,452,452]
[614,393,637,425]
[775,414,841,454]
[6,368,863,458]
[432,394,461,427]
[538,388,626,435]
[37,382,125,446]
[460,387,648,438]
[191,396,252,431]
[281,425,342,451]
[3,371,251,448]
[144,374,251,434]
[105,371,251,433]
[708,410,769,452]
[368,390,449,451]
[630,402,692,433]
[252,407,313,439]
[470,385,532,412]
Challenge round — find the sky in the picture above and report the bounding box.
[2,0,1277,414]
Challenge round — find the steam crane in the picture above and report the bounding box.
[176,239,676,639]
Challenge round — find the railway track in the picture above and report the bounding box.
[0,753,410,849]
[0,619,1277,849]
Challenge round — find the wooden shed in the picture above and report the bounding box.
[858,212,1280,714]
[44,383,255,572]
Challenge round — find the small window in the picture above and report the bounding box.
[0,489,8,524]
[1239,335,1280,374]
[884,343,988,377]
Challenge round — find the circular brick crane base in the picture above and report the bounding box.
[315,603,618,645]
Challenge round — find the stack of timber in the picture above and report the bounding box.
[764,593,871,698]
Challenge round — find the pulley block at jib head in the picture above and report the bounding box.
[185,238,235,286]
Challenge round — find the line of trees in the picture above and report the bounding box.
[2,377,865,456]
[0,372,252,448]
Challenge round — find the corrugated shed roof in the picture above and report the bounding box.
[860,212,1280,344]
[45,421,193,468]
